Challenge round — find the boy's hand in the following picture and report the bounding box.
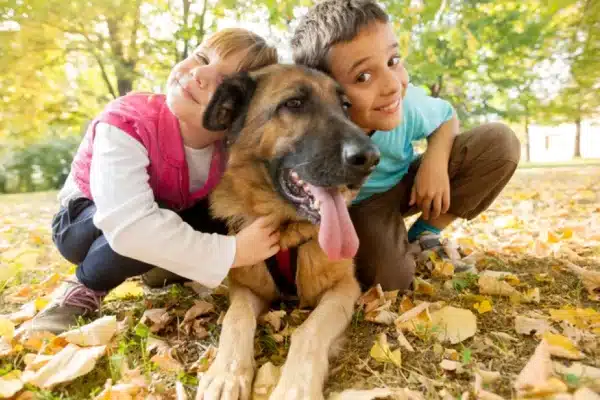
[410,157,451,221]
[232,215,280,268]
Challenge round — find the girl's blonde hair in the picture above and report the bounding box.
[203,28,279,72]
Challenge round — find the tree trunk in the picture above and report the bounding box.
[429,75,443,98]
[524,114,531,162]
[574,117,581,158]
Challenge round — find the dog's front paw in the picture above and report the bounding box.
[195,359,254,400]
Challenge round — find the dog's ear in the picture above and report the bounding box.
[203,72,256,133]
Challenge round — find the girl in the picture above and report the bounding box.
[24,28,280,334]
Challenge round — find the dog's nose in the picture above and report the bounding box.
[342,141,380,170]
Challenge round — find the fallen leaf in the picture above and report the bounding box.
[9,301,37,324]
[0,317,15,340]
[150,348,184,373]
[439,359,462,372]
[384,290,399,302]
[479,271,520,286]
[328,388,424,400]
[183,281,212,297]
[140,308,172,333]
[58,315,117,346]
[252,362,281,400]
[396,331,414,352]
[189,345,217,373]
[146,337,169,354]
[260,310,287,332]
[175,380,188,400]
[23,353,54,371]
[104,281,144,301]
[395,302,432,335]
[0,336,17,356]
[430,306,477,344]
[478,275,519,297]
[476,368,501,384]
[522,287,541,304]
[573,388,600,400]
[0,370,24,398]
[514,316,556,336]
[412,278,435,296]
[358,285,385,308]
[473,300,493,314]
[432,260,455,279]
[542,332,585,360]
[183,300,214,323]
[549,307,600,331]
[369,333,401,367]
[24,343,106,389]
[515,340,567,398]
[473,372,504,400]
[490,331,518,342]
[365,301,398,325]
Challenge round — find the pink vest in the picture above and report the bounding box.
[71,92,226,211]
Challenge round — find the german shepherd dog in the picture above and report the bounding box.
[195,64,380,400]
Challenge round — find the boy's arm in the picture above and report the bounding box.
[410,111,459,220]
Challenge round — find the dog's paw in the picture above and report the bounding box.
[195,360,253,400]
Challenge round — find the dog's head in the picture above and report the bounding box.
[204,64,380,260]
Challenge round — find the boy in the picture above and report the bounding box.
[291,0,520,291]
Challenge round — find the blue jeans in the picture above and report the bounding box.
[51,197,228,291]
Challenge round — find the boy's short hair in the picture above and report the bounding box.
[204,28,279,72]
[291,0,388,72]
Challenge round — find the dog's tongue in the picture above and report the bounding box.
[306,184,359,261]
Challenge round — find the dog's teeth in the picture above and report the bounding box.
[290,171,299,182]
[297,179,304,186]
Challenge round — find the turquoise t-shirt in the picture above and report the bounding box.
[353,83,455,204]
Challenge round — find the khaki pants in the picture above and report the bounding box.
[349,123,521,291]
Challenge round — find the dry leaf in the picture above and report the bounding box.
[0,336,17,357]
[478,275,519,297]
[23,354,54,371]
[473,300,493,314]
[542,332,585,360]
[9,301,37,324]
[490,331,518,342]
[384,290,400,302]
[260,310,287,332]
[105,281,144,301]
[395,302,432,334]
[58,315,117,346]
[515,340,567,398]
[0,370,24,398]
[141,308,172,333]
[549,307,600,331]
[396,331,414,352]
[412,278,435,296]
[432,261,455,279]
[358,285,385,306]
[439,359,462,372]
[365,301,398,326]
[183,300,214,323]
[522,288,541,304]
[183,281,212,297]
[399,296,415,313]
[430,306,477,344]
[146,337,169,354]
[150,348,184,373]
[189,345,217,373]
[252,362,281,400]
[24,343,106,389]
[476,368,501,384]
[573,388,600,400]
[473,373,504,400]
[328,388,424,400]
[0,317,15,340]
[370,333,401,367]
[514,316,556,336]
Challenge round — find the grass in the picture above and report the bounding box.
[1,168,599,399]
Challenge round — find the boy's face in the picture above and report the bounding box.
[328,21,409,132]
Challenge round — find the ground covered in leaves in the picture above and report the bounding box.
[1,167,599,400]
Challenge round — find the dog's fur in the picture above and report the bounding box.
[195,64,379,400]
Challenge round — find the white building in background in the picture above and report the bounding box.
[526,119,600,162]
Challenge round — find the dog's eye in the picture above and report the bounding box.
[285,98,304,109]
[342,100,352,111]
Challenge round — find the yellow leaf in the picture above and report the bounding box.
[473,300,493,314]
[432,261,454,279]
[413,277,435,296]
[369,333,401,367]
[252,362,281,400]
[105,281,143,301]
[549,307,600,329]
[430,306,477,344]
[58,316,118,347]
[542,332,585,360]
[0,370,24,398]
[0,317,15,340]
[34,297,49,311]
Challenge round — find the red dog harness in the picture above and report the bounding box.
[265,247,298,296]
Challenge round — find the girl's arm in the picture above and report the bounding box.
[89,122,236,288]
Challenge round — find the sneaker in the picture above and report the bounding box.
[141,267,190,288]
[18,278,107,335]
[415,233,477,274]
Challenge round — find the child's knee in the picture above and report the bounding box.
[482,123,521,164]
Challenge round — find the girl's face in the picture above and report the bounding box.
[166,45,248,138]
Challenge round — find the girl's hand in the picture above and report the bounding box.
[232,215,280,268]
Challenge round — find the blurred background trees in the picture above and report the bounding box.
[1,0,598,193]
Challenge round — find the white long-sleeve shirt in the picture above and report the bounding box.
[58,122,236,288]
